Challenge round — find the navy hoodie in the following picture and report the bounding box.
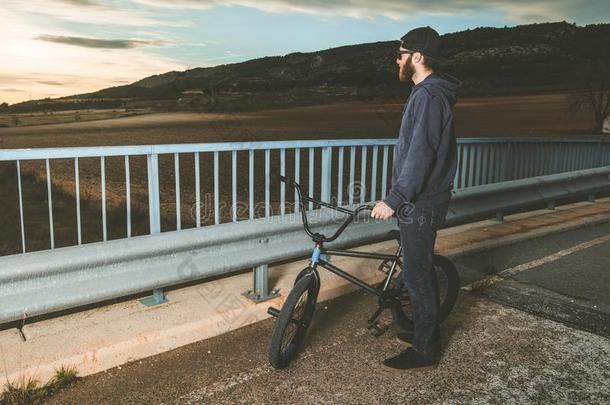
[384,72,461,209]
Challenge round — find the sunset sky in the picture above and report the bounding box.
[1,0,608,105]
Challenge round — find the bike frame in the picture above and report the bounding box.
[312,245,403,297]
[279,175,403,298]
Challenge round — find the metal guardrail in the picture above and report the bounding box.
[447,166,610,223]
[1,167,609,325]
[1,138,610,256]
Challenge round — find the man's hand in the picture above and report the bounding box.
[371,201,395,220]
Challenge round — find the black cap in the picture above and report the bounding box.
[400,26,444,61]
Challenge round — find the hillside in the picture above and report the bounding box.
[5,22,610,113]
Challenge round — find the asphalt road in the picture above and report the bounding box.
[455,219,610,301]
[44,220,610,404]
[455,219,610,337]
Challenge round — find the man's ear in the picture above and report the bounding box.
[412,51,422,64]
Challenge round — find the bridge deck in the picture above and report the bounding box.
[2,198,610,403]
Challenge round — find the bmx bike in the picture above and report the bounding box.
[267,176,459,369]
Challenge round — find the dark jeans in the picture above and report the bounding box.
[397,197,450,354]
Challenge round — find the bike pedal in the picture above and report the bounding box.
[267,307,280,318]
[367,321,388,338]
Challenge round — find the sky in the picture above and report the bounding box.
[1,0,609,105]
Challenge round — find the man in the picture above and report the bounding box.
[371,26,461,370]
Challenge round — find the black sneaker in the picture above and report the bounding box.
[382,347,439,371]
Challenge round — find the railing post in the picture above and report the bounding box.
[504,143,518,181]
[321,146,332,203]
[555,143,563,174]
[453,143,461,189]
[147,153,161,234]
[140,153,165,306]
[244,264,280,303]
[501,143,511,182]
[468,144,476,187]
[475,144,484,186]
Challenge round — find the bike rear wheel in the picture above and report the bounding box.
[387,254,459,332]
[268,270,318,369]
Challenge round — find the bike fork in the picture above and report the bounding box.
[268,244,321,320]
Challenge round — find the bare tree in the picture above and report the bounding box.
[569,60,610,133]
[569,25,610,134]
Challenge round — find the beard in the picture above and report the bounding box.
[398,57,415,82]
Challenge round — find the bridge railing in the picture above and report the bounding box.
[1,137,610,256]
[453,138,610,188]
[1,166,609,324]
[1,136,610,324]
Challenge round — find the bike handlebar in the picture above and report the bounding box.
[279,175,374,243]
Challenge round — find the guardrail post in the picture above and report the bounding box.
[588,193,595,202]
[495,211,504,222]
[547,200,555,210]
[140,153,165,306]
[140,288,167,306]
[244,264,280,303]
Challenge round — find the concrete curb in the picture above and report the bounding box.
[1,198,610,386]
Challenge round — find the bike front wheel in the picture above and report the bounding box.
[268,270,318,369]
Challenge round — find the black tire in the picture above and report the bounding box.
[294,266,320,290]
[268,271,318,369]
[390,254,459,332]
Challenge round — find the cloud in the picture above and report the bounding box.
[56,0,100,5]
[4,0,191,28]
[0,10,185,104]
[35,80,66,86]
[35,35,171,49]
[130,0,609,23]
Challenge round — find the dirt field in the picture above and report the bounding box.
[0,93,606,256]
[0,93,601,150]
[0,109,150,129]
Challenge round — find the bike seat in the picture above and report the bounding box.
[388,230,401,241]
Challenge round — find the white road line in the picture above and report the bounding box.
[171,366,271,404]
[462,233,610,292]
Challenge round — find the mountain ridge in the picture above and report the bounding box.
[5,21,609,113]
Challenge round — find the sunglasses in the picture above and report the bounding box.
[396,49,415,59]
